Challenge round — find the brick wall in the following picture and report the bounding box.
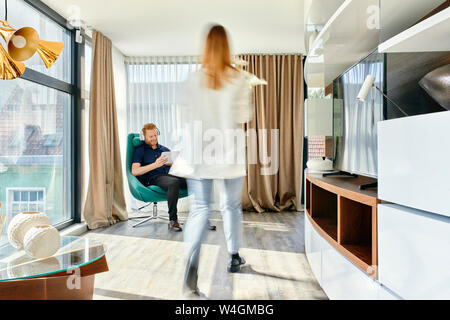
[308,136,333,160]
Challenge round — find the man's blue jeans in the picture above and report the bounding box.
[184,177,244,269]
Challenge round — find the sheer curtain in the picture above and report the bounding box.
[125,56,201,212]
[126,56,201,145]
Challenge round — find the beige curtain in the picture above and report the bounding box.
[239,54,304,213]
[83,31,128,229]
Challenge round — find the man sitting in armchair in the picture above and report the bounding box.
[131,123,216,232]
[131,123,187,231]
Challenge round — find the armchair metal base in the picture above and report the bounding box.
[132,202,170,228]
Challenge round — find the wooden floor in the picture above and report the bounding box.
[81,210,328,300]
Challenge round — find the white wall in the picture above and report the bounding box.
[111,45,132,214]
[80,83,89,219]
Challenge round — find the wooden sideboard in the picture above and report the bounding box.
[305,173,380,279]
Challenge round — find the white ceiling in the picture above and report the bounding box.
[42,0,306,57]
[304,0,344,26]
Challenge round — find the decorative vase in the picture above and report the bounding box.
[7,212,51,249]
[23,225,61,259]
[307,158,334,171]
[419,64,450,111]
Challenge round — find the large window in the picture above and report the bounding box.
[0,0,81,245]
[0,79,71,227]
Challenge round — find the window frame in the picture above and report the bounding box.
[5,0,88,229]
[6,187,46,219]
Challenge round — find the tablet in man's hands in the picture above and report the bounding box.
[161,151,179,164]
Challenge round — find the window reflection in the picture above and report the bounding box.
[0,79,70,246]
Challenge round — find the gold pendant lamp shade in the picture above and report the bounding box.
[36,39,64,68]
[0,18,64,79]
[0,21,25,80]
[1,20,65,68]
[0,42,25,79]
[7,26,40,61]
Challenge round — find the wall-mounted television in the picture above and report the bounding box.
[332,51,384,178]
[332,50,449,178]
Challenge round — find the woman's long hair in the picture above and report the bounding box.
[201,24,237,90]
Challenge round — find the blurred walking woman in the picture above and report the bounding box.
[169,24,253,295]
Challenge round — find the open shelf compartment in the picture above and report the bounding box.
[306,179,311,213]
[311,183,338,241]
[338,196,374,266]
[305,173,379,278]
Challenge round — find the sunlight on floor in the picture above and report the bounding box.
[84,232,327,300]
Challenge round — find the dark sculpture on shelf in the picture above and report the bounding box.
[419,64,450,111]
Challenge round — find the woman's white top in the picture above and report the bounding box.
[169,68,253,179]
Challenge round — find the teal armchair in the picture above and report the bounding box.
[126,133,188,227]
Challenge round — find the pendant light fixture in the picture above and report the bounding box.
[0,0,64,80]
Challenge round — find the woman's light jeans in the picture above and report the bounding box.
[184,177,244,269]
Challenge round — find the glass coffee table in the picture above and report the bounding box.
[0,236,108,300]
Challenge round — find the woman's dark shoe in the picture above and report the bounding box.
[207,220,216,231]
[168,220,182,232]
[227,253,246,273]
[183,263,199,295]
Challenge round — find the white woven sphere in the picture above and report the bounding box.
[7,212,51,249]
[23,225,61,259]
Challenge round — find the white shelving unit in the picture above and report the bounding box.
[378,111,450,218]
[304,0,379,88]
[377,111,450,299]
[379,6,450,53]
[304,0,448,88]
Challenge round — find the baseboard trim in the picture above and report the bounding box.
[60,222,88,236]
